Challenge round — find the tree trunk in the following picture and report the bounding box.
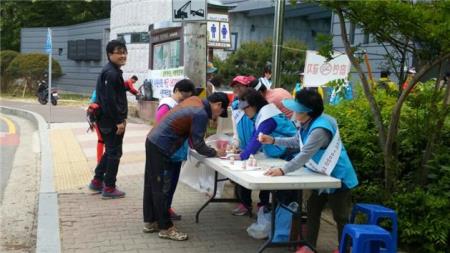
[384,53,450,187]
[420,76,450,185]
[336,8,389,187]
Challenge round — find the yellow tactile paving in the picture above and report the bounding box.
[51,129,92,192]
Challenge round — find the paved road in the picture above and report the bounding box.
[0,99,86,123]
[0,112,39,252]
[0,114,20,203]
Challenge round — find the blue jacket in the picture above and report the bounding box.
[231,99,254,150]
[262,114,297,157]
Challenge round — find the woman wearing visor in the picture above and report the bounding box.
[231,89,297,216]
[259,89,358,253]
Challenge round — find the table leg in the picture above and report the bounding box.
[257,190,317,253]
[195,171,240,223]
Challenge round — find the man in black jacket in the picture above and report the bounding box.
[89,40,128,199]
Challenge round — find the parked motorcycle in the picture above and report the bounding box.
[36,79,58,105]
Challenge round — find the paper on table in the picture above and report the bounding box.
[220,160,262,171]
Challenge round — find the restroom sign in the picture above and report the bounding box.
[207,13,231,48]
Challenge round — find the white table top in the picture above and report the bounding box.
[190,151,341,191]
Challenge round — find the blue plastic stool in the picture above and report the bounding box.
[339,224,395,253]
[350,203,398,252]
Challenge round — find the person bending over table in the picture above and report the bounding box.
[260,89,358,253]
[231,89,297,216]
[153,79,196,221]
[144,92,229,241]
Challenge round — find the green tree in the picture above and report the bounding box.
[317,0,450,190]
[0,0,110,51]
[215,39,306,91]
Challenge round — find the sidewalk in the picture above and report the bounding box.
[51,122,338,253]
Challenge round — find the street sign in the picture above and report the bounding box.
[207,13,231,48]
[172,0,207,22]
[44,28,52,54]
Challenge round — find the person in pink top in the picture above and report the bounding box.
[250,78,294,119]
[151,79,196,222]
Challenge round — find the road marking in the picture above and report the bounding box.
[0,115,16,134]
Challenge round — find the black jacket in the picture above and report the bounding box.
[96,62,127,128]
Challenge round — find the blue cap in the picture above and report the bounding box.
[282,99,312,113]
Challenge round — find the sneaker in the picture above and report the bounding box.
[231,204,250,216]
[296,246,314,253]
[143,222,159,233]
[169,208,182,220]
[158,226,188,241]
[102,186,126,199]
[88,178,103,192]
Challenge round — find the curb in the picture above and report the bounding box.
[0,106,61,253]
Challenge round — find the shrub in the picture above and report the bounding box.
[214,39,306,91]
[387,188,450,253]
[0,50,19,75]
[326,82,450,252]
[5,53,62,94]
[0,50,19,91]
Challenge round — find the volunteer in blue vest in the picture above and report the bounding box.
[260,89,358,253]
[231,89,297,216]
[230,75,256,151]
[229,75,256,216]
[153,79,196,221]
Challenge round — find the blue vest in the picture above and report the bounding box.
[232,99,254,150]
[300,114,358,189]
[261,114,297,158]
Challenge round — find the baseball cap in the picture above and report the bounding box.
[207,92,229,117]
[282,99,312,113]
[229,75,256,87]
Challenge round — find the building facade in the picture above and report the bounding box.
[21,19,110,94]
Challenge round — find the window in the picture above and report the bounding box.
[117,32,149,44]
[363,32,370,44]
[349,22,356,45]
[67,39,101,61]
[152,40,181,70]
[225,32,238,51]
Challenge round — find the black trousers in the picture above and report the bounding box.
[306,189,352,248]
[143,139,174,229]
[168,161,182,208]
[94,126,124,187]
[235,185,270,209]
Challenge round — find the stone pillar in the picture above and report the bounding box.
[183,22,207,97]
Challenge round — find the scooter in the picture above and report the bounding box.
[36,79,58,105]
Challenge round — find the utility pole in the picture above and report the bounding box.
[271,0,285,88]
[183,22,207,97]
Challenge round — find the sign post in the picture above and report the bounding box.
[303,50,351,87]
[173,0,207,97]
[172,0,207,22]
[45,28,53,126]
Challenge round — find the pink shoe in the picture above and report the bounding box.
[102,186,125,199]
[88,178,103,192]
[231,203,250,216]
[296,245,314,253]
